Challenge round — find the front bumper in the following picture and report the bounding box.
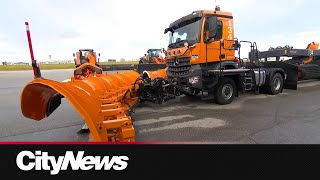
[170,65,203,90]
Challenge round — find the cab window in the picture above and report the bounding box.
[203,19,223,41]
[215,21,223,40]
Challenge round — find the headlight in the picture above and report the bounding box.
[189,76,200,84]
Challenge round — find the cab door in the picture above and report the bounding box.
[202,16,223,63]
[202,16,235,64]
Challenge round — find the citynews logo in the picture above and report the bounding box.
[16,151,129,175]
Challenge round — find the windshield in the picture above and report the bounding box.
[168,18,202,48]
[81,51,89,58]
[80,50,93,58]
[149,50,161,57]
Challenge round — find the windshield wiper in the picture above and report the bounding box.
[168,43,175,48]
[168,39,188,49]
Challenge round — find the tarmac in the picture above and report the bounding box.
[1,69,320,143]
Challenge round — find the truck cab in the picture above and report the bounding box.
[164,7,238,95]
[165,8,235,66]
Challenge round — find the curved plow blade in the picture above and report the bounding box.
[21,71,141,142]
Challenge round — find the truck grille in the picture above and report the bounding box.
[167,57,191,77]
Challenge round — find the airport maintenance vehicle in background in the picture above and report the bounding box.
[136,48,167,74]
[20,5,320,142]
[71,49,103,78]
[139,48,167,64]
[73,49,100,68]
[72,49,144,72]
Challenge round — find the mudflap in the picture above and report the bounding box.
[262,61,299,90]
[136,63,167,74]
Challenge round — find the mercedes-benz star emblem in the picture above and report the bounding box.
[175,58,179,65]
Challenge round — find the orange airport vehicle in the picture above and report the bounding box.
[73,49,100,68]
[139,48,167,64]
[21,5,320,142]
[72,49,103,79]
[151,5,299,103]
[136,48,168,74]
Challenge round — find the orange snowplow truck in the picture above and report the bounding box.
[144,5,300,104]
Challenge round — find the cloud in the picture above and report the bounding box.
[0,0,319,62]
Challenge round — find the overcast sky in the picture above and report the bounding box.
[1,0,320,62]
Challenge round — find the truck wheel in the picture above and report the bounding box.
[214,77,236,105]
[267,73,283,95]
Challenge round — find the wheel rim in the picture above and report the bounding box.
[273,78,281,91]
[222,84,233,100]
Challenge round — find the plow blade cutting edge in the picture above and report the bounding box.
[21,71,141,142]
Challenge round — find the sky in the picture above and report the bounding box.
[1,0,320,62]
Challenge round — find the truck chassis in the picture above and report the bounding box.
[139,40,300,105]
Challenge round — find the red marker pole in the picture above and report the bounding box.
[25,22,41,78]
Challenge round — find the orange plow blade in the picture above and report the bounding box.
[21,70,141,142]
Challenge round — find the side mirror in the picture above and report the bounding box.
[73,53,75,57]
[164,27,173,34]
[164,28,169,34]
[98,53,101,57]
[204,16,217,43]
[234,40,240,50]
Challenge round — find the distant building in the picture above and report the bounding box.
[108,59,116,62]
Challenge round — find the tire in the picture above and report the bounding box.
[214,77,236,105]
[267,73,283,95]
